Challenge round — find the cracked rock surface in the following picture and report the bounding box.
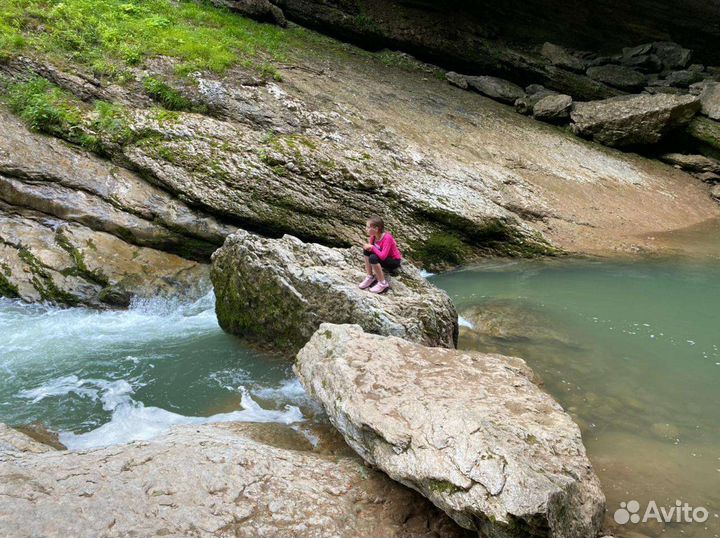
[0,421,470,538]
[296,323,606,538]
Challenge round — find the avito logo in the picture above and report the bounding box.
[614,499,709,525]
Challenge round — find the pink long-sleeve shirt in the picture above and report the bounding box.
[370,232,402,261]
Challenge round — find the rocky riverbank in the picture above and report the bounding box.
[0,229,610,537]
[206,228,607,537]
[3,3,718,536]
[2,1,719,306]
[0,422,469,538]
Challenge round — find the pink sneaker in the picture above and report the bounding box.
[359,275,376,289]
[369,280,389,294]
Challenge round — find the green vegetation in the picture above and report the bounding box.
[0,0,352,78]
[353,13,380,34]
[426,479,464,495]
[89,100,134,146]
[18,246,81,305]
[0,75,138,152]
[411,232,468,268]
[0,0,439,81]
[2,76,90,141]
[142,76,194,111]
[0,268,20,298]
[55,231,109,286]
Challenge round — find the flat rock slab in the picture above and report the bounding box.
[211,230,458,351]
[586,65,646,91]
[571,93,700,147]
[660,153,720,174]
[0,422,467,538]
[296,323,606,538]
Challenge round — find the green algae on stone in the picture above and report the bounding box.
[0,269,20,298]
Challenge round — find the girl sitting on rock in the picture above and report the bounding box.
[358,216,402,294]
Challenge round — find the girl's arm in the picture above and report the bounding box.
[371,235,393,261]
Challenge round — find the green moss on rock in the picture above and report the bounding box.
[55,232,109,286]
[0,270,20,298]
[427,479,464,495]
[18,247,81,306]
[411,232,468,268]
[688,117,720,152]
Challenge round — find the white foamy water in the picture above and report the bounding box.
[57,384,303,451]
[1,292,309,451]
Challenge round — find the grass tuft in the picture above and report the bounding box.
[142,76,194,111]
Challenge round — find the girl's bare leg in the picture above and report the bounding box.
[364,254,373,275]
[372,263,385,283]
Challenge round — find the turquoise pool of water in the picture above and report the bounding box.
[430,258,720,538]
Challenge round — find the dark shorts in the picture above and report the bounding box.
[364,250,401,271]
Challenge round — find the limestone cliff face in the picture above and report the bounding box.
[1,5,719,306]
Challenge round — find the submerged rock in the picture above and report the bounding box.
[570,93,700,147]
[210,230,458,351]
[459,300,575,348]
[0,422,468,538]
[296,323,606,538]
